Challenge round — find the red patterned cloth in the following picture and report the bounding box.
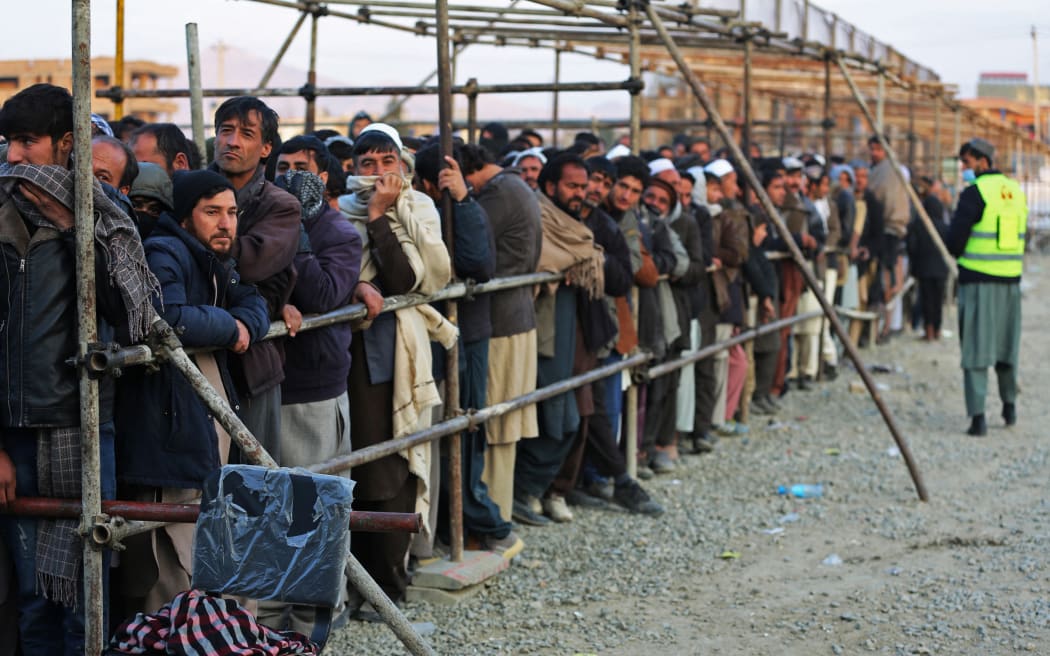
[107,589,319,655]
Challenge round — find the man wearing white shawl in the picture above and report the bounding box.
[337,125,453,602]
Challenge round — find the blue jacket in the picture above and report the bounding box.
[115,214,270,489]
[281,205,362,404]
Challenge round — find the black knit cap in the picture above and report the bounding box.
[172,170,235,221]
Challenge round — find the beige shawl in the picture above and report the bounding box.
[535,192,604,299]
[338,175,451,295]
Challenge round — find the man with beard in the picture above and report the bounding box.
[552,156,663,516]
[513,154,606,525]
[114,170,270,619]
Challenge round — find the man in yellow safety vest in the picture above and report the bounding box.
[946,138,1026,436]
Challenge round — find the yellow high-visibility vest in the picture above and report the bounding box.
[958,173,1027,278]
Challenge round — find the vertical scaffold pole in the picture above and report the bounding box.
[876,62,885,133]
[952,106,962,195]
[305,8,319,133]
[934,93,942,180]
[185,24,207,169]
[552,49,561,147]
[466,78,478,145]
[624,0,642,479]
[114,0,125,119]
[435,0,463,564]
[73,1,105,652]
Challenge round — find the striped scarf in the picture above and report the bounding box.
[0,161,162,343]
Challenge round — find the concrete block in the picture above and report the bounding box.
[405,582,485,605]
[410,550,508,590]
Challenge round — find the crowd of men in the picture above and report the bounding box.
[0,82,1024,654]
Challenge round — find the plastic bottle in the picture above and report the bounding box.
[777,484,823,499]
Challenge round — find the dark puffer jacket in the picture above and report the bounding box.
[115,214,269,489]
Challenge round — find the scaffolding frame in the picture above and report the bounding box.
[49,1,1044,654]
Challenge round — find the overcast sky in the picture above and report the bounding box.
[6,0,1049,118]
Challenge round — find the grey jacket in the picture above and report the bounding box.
[475,169,543,338]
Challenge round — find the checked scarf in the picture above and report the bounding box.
[0,162,162,607]
[107,589,318,655]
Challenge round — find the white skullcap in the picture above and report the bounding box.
[704,158,735,180]
[648,157,675,176]
[605,143,631,160]
[512,147,547,167]
[359,122,403,152]
[782,156,804,172]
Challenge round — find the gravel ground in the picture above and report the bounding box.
[326,258,1050,656]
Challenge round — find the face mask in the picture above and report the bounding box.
[962,169,976,184]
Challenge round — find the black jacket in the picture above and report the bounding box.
[0,193,126,429]
[907,194,949,280]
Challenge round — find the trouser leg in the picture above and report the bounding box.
[753,350,777,399]
[963,368,988,417]
[585,378,627,477]
[481,443,516,523]
[995,362,1018,406]
[350,479,417,601]
[694,309,718,434]
[514,428,579,500]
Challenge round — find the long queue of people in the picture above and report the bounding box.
[0,82,961,655]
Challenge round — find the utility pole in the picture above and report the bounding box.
[1034,25,1041,143]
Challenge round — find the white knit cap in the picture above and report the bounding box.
[359,122,404,152]
[648,157,675,176]
[605,143,631,160]
[703,158,735,180]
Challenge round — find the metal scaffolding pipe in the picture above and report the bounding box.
[646,5,928,502]
[436,0,464,565]
[5,498,423,534]
[185,24,207,169]
[647,310,823,378]
[309,351,653,476]
[743,34,754,160]
[72,1,105,652]
[628,4,641,152]
[153,318,279,469]
[466,78,478,144]
[88,272,565,376]
[552,49,561,146]
[836,57,957,279]
[114,0,125,120]
[304,8,319,133]
[934,94,942,179]
[97,79,641,100]
[256,10,308,91]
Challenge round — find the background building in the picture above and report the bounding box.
[0,57,178,121]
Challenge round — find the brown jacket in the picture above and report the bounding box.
[710,206,750,313]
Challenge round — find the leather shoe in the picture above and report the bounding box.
[967,414,987,437]
[1002,403,1016,426]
